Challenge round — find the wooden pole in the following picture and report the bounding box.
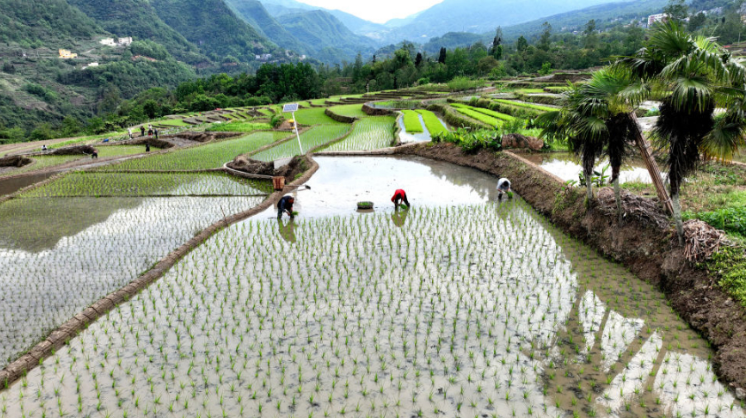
[631,112,673,215]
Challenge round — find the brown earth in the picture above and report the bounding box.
[399,142,746,394]
[0,155,32,168]
[502,133,544,151]
[228,155,310,184]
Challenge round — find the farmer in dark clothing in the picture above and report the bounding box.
[140,126,145,137]
[391,189,410,210]
[277,196,295,220]
[497,178,511,200]
[154,128,159,139]
[145,143,151,153]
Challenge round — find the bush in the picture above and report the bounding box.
[432,128,502,154]
[447,76,475,92]
[270,114,286,129]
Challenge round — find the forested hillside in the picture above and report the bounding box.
[276,11,378,61]
[224,0,310,56]
[0,0,104,47]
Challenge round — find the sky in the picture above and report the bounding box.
[294,0,443,24]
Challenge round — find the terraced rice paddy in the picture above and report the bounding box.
[0,194,266,369]
[452,104,503,127]
[22,172,273,198]
[101,132,289,172]
[399,110,449,143]
[494,99,557,112]
[452,103,516,122]
[282,108,346,126]
[0,156,84,178]
[417,110,448,136]
[323,117,396,152]
[206,122,272,133]
[401,110,424,133]
[328,104,368,119]
[2,162,741,417]
[252,125,350,162]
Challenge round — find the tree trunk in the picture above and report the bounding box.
[614,177,622,224]
[672,193,684,245]
[630,113,673,215]
[585,167,594,204]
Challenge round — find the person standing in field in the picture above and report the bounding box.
[154,128,158,139]
[128,127,133,139]
[497,178,511,200]
[391,189,410,210]
[140,126,145,137]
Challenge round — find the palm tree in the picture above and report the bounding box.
[622,21,746,243]
[537,84,606,203]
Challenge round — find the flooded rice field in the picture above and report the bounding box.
[0,157,742,418]
[522,152,655,184]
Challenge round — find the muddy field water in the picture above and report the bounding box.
[0,190,266,369]
[0,157,742,418]
[522,152,655,184]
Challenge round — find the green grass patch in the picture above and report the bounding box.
[102,131,290,171]
[704,246,746,307]
[415,109,448,136]
[401,110,424,133]
[97,146,148,158]
[323,117,396,151]
[253,125,351,161]
[207,122,272,133]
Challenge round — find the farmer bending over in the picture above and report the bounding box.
[391,189,411,210]
[277,195,295,220]
[497,178,511,200]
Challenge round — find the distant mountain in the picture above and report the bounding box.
[67,0,206,63]
[276,10,378,61]
[374,0,623,43]
[260,0,385,38]
[422,32,488,55]
[224,0,309,54]
[150,0,279,62]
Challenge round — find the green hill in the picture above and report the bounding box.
[66,0,206,64]
[0,0,105,47]
[276,10,377,62]
[151,0,279,62]
[224,0,309,55]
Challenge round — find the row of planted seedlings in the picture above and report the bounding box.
[2,198,738,418]
[0,134,281,370]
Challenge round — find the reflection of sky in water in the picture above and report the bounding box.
[523,152,656,184]
[255,155,505,219]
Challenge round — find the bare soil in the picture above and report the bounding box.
[399,142,746,394]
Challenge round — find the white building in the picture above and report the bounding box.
[100,38,116,47]
[117,37,133,46]
[648,13,668,26]
[82,62,99,70]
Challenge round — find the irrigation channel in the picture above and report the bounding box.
[520,152,656,184]
[0,156,743,418]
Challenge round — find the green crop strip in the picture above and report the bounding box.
[328,104,367,119]
[451,106,502,127]
[452,103,515,122]
[207,122,272,132]
[282,107,346,125]
[416,109,448,136]
[101,132,290,172]
[401,110,424,133]
[494,99,556,112]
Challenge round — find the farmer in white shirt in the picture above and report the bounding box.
[497,178,511,200]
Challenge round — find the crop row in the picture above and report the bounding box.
[493,99,556,113]
[207,122,272,133]
[100,131,290,172]
[282,107,347,126]
[452,105,503,127]
[22,172,273,198]
[323,117,397,151]
[252,125,350,161]
[451,103,515,122]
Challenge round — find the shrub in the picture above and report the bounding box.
[270,114,286,129]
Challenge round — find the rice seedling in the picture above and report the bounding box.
[322,117,396,152]
[252,125,350,162]
[401,111,424,133]
[415,109,448,136]
[327,105,368,119]
[282,108,347,125]
[450,105,503,127]
[493,99,556,113]
[22,172,273,198]
[99,131,290,172]
[451,103,516,122]
[206,122,272,133]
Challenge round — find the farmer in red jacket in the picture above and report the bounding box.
[391,189,411,210]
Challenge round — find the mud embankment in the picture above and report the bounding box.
[399,142,746,394]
